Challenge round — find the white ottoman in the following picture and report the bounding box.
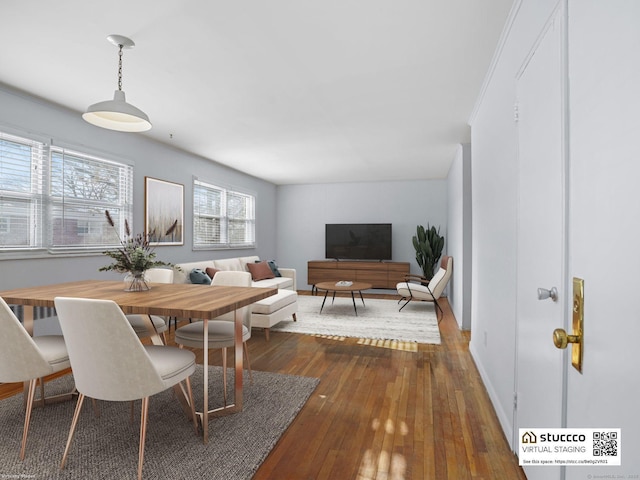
[251,290,297,341]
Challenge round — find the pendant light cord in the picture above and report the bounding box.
[117,44,124,91]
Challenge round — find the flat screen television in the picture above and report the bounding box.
[325,223,392,261]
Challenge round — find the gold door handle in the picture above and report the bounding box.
[552,278,584,373]
[553,328,581,349]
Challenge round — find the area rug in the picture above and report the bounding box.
[0,366,319,479]
[271,295,441,344]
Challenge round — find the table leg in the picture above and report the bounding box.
[202,318,209,443]
[320,290,329,313]
[351,291,358,316]
[234,308,243,412]
[199,309,243,444]
[23,306,34,408]
[145,314,164,346]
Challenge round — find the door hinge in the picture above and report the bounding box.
[513,392,518,410]
[513,104,519,122]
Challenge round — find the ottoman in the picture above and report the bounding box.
[251,289,297,341]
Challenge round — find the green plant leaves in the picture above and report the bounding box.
[412,223,444,280]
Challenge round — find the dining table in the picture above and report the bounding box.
[0,279,277,443]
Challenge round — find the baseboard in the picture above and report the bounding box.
[469,342,515,452]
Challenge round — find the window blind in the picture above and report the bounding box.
[193,179,255,249]
[48,147,133,251]
[0,132,46,249]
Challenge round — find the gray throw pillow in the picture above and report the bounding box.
[189,268,211,284]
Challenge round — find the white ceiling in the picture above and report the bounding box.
[0,0,512,185]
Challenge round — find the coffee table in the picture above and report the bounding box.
[315,281,372,316]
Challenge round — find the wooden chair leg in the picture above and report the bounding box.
[61,393,86,470]
[137,397,149,480]
[20,378,38,460]
[243,342,253,384]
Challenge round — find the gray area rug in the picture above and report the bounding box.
[272,295,441,344]
[0,366,319,479]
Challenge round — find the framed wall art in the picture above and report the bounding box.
[144,176,184,245]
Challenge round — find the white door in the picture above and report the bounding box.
[565,1,640,477]
[515,7,566,480]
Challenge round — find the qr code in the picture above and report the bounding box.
[593,431,618,456]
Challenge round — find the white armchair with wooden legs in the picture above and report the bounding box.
[0,297,71,461]
[174,270,253,406]
[396,256,453,321]
[54,297,197,480]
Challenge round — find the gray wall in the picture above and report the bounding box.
[275,180,448,292]
[0,86,452,311]
[446,143,472,330]
[0,85,278,290]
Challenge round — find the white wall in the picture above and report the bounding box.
[468,0,562,445]
[446,143,472,329]
[0,85,278,291]
[565,1,640,476]
[276,180,448,291]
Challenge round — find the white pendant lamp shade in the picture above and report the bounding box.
[83,35,151,132]
[83,90,151,132]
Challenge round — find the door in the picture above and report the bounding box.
[564,1,640,477]
[515,6,566,480]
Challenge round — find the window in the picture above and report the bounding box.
[0,132,45,250]
[49,147,132,251]
[193,179,255,249]
[0,129,133,256]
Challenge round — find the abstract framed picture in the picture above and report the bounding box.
[144,176,184,245]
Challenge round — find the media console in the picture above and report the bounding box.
[307,260,410,290]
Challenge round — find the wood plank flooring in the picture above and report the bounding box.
[1,292,526,479]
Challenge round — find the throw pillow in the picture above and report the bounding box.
[247,261,275,281]
[189,268,212,285]
[266,260,282,277]
[205,267,220,280]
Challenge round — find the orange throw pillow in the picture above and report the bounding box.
[247,261,275,281]
[205,267,220,280]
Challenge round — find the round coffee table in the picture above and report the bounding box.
[315,281,372,316]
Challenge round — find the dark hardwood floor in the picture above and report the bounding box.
[1,292,526,479]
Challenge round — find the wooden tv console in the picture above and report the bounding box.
[307,260,410,290]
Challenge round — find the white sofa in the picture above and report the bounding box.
[173,256,298,339]
[173,255,296,290]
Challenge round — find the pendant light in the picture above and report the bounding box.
[83,35,152,132]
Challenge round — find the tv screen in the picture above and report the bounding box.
[325,223,392,261]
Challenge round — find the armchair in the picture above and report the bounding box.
[396,256,453,320]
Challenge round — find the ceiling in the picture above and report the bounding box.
[0,0,512,185]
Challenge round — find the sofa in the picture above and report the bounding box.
[173,256,296,290]
[172,256,297,339]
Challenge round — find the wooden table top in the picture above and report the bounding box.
[0,280,277,319]
[315,281,372,292]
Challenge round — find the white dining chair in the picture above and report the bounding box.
[0,297,71,460]
[54,296,197,480]
[174,270,253,406]
[126,267,174,343]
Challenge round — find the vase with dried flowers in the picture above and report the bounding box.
[99,210,178,291]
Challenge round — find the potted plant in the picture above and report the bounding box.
[412,224,444,281]
[99,210,177,291]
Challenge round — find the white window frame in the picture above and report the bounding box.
[0,128,134,258]
[0,131,46,252]
[193,178,255,250]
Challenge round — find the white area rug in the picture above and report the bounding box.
[271,295,441,344]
